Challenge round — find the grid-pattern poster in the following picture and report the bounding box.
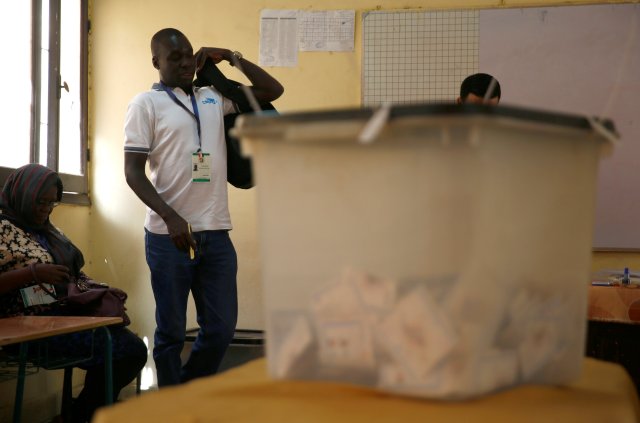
[363,10,479,106]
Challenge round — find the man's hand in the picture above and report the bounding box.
[193,46,283,105]
[164,212,197,253]
[195,47,232,73]
[125,152,196,254]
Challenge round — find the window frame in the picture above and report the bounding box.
[0,0,89,206]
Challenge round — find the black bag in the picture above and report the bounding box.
[194,58,277,189]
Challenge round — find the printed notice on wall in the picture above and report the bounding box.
[259,9,298,67]
[299,10,355,52]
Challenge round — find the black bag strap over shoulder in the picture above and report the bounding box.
[194,58,278,189]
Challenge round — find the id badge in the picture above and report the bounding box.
[20,284,57,307]
[192,152,211,182]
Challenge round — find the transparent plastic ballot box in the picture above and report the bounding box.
[233,103,616,400]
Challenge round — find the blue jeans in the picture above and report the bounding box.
[145,229,238,387]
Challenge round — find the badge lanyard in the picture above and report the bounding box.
[156,81,210,182]
[158,81,202,150]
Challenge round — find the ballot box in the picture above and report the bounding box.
[234,104,615,399]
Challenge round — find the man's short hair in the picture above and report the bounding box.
[151,28,187,55]
[460,73,501,100]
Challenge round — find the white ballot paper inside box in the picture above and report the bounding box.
[271,267,578,399]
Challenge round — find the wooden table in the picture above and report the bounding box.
[94,357,639,423]
[587,284,640,395]
[0,315,122,423]
[589,284,640,323]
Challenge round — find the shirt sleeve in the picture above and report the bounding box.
[0,219,53,273]
[0,220,14,271]
[124,94,155,154]
[221,95,239,116]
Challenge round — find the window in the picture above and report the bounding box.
[0,0,89,205]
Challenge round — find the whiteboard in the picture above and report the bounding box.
[361,4,638,249]
[479,4,640,250]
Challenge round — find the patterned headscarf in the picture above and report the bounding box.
[0,164,85,276]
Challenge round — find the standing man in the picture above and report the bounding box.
[457,73,501,105]
[124,28,283,387]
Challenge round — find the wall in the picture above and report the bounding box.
[86,0,638,387]
[2,0,635,420]
[88,0,637,334]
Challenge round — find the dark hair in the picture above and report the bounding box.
[150,28,187,55]
[459,73,501,100]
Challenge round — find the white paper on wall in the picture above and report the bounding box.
[259,9,298,67]
[299,10,355,52]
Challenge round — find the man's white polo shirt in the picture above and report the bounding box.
[124,85,236,234]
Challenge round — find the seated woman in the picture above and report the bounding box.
[0,164,147,423]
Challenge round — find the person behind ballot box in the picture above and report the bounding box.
[457,73,501,105]
[0,164,147,423]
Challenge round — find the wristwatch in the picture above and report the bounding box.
[230,50,243,66]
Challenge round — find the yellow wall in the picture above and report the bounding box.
[2,0,636,420]
[87,0,638,337]
[88,0,638,344]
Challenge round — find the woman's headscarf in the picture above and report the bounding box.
[0,164,85,276]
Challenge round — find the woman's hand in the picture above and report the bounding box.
[34,263,71,284]
[0,263,70,295]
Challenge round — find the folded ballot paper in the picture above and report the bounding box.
[269,267,573,400]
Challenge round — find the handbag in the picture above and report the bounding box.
[60,274,131,326]
[194,58,278,189]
